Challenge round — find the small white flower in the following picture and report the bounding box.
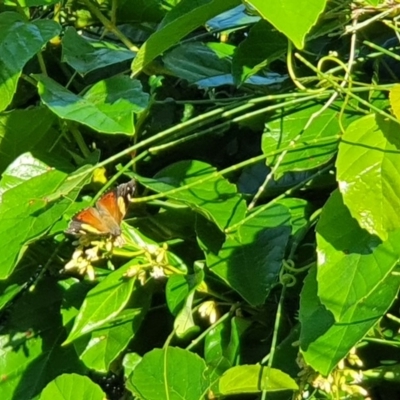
[198,301,218,324]
[150,266,166,279]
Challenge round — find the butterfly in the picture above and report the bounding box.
[65,180,136,237]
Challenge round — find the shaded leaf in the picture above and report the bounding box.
[205,316,250,380]
[62,27,134,75]
[233,20,286,85]
[166,274,191,315]
[137,160,247,231]
[277,197,312,236]
[117,0,165,23]
[263,102,340,178]
[36,75,149,135]
[0,108,56,173]
[300,191,400,374]
[0,278,85,400]
[206,4,260,31]
[131,0,241,75]
[317,190,400,321]
[198,204,291,305]
[163,42,232,85]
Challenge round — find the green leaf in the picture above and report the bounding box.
[19,0,60,5]
[163,42,232,84]
[137,160,247,231]
[117,0,165,23]
[123,353,142,394]
[131,0,241,76]
[122,224,189,274]
[130,347,210,400]
[277,197,312,236]
[39,374,105,400]
[0,107,56,173]
[0,171,80,279]
[198,204,291,305]
[166,274,191,315]
[79,309,144,372]
[218,365,298,394]
[173,265,204,338]
[205,316,250,378]
[65,262,138,343]
[206,4,260,31]
[336,113,400,240]
[123,352,142,377]
[59,279,91,328]
[62,27,134,75]
[246,0,327,49]
[0,12,60,111]
[317,190,400,320]
[36,75,149,135]
[0,278,85,400]
[78,279,152,372]
[232,20,286,85]
[0,283,24,311]
[300,191,400,374]
[263,102,340,178]
[0,152,50,196]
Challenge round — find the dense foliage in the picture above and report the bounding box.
[2,0,400,399]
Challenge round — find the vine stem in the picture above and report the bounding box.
[294,52,399,125]
[149,93,323,155]
[185,309,232,351]
[81,0,139,52]
[68,82,388,182]
[225,162,334,233]
[131,138,338,208]
[260,283,287,400]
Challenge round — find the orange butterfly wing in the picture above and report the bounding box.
[96,190,123,224]
[66,207,112,235]
[65,180,136,237]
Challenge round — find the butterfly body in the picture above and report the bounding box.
[66,180,136,237]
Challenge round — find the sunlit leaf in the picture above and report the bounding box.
[130,347,210,400]
[246,0,327,49]
[79,309,144,372]
[0,12,60,111]
[65,262,138,343]
[0,170,84,279]
[218,365,298,394]
[39,374,104,400]
[336,114,400,240]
